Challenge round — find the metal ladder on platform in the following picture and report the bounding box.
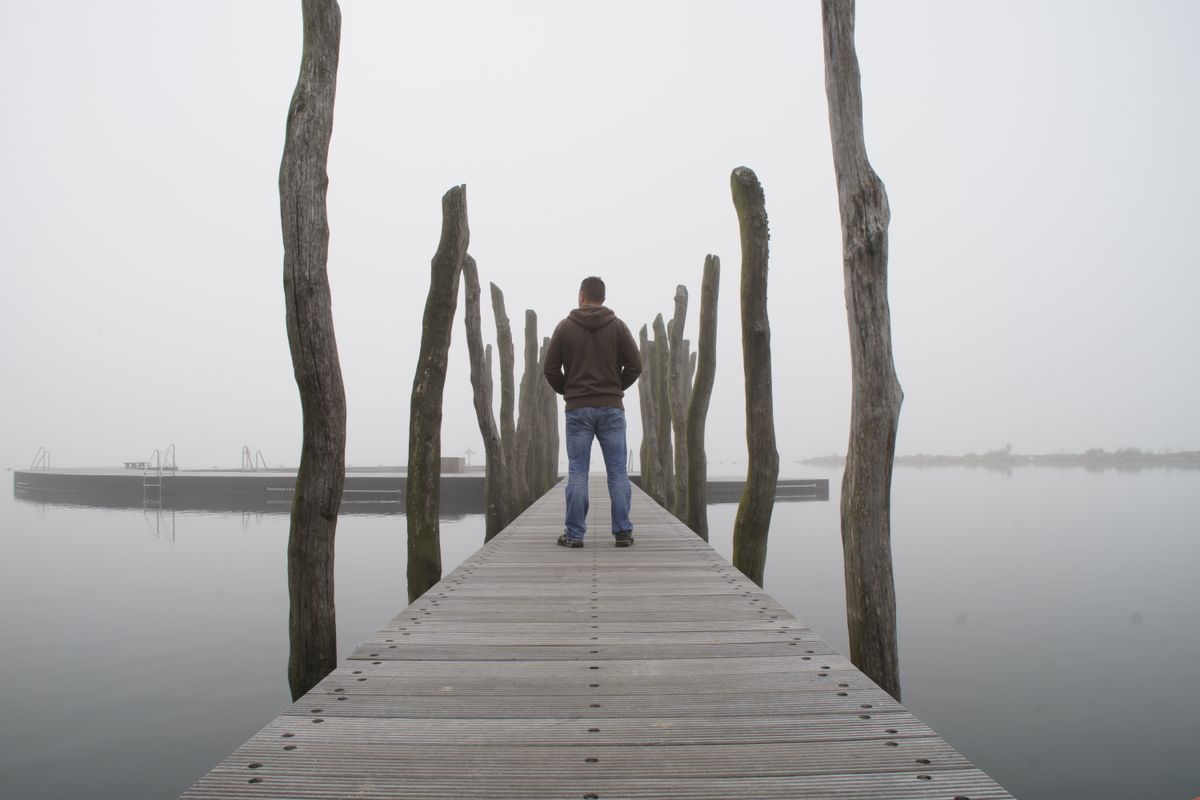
[241,445,267,471]
[142,444,176,541]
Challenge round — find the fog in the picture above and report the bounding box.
[2,1,1197,472]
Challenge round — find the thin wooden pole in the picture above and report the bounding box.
[667,286,690,518]
[407,185,469,602]
[822,0,903,700]
[730,166,779,588]
[541,335,560,491]
[280,0,345,702]
[651,313,674,512]
[462,255,509,540]
[514,310,539,511]
[489,283,518,517]
[637,325,659,502]
[685,255,720,540]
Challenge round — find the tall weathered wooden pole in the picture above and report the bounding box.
[822,0,903,701]
[730,166,779,588]
[280,0,345,702]
[637,325,660,501]
[407,185,469,602]
[685,255,720,540]
[462,255,509,540]
[667,286,690,518]
[489,283,518,516]
[540,335,560,491]
[513,310,539,510]
[650,314,674,512]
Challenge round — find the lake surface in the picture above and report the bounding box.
[1,466,1197,799]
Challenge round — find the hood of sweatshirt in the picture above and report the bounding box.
[568,305,616,330]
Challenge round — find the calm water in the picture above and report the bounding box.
[1,467,1197,799]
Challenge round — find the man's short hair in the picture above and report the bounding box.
[580,276,606,303]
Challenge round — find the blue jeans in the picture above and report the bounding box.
[564,407,633,540]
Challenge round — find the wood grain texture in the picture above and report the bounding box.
[650,314,674,511]
[489,282,518,516]
[822,0,904,700]
[462,256,509,540]
[636,324,661,504]
[279,0,345,701]
[407,185,469,602]
[182,477,1012,799]
[730,166,780,587]
[667,285,690,517]
[685,255,720,540]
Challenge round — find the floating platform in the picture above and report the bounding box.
[11,468,828,515]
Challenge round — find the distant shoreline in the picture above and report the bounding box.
[801,447,1200,471]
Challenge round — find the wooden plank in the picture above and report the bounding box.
[181,475,1012,799]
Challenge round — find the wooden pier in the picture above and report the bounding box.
[181,477,1012,799]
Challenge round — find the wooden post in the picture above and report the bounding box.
[667,286,689,518]
[650,313,674,512]
[407,185,469,602]
[637,324,659,501]
[541,335,560,491]
[822,0,903,701]
[533,336,549,496]
[513,310,539,511]
[280,0,345,702]
[489,283,518,517]
[462,255,509,540]
[687,349,697,404]
[685,255,720,540]
[730,166,779,588]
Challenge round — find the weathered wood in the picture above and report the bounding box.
[636,324,660,502]
[822,0,904,701]
[730,166,779,588]
[489,284,519,517]
[685,255,720,540]
[485,344,493,405]
[513,310,539,510]
[651,313,674,512]
[183,476,1014,800]
[540,335,559,492]
[667,286,690,518]
[279,0,345,702]
[462,255,509,540]
[407,185,469,602]
[687,349,697,399]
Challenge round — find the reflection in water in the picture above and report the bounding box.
[10,467,1194,799]
[12,484,482,520]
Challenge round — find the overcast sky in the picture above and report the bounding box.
[2,1,1197,472]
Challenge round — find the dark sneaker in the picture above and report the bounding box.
[557,533,584,548]
[614,531,634,547]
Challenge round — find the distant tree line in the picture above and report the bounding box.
[803,447,1200,470]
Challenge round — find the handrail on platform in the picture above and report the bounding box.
[30,447,50,470]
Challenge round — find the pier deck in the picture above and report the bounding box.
[181,477,1011,799]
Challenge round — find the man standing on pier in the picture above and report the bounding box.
[544,276,642,547]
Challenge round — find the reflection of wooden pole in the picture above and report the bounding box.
[823,0,903,701]
[685,255,720,540]
[667,286,689,518]
[730,166,779,588]
[651,314,674,511]
[462,255,509,540]
[280,0,345,702]
[489,283,517,516]
[637,325,659,502]
[407,186,469,602]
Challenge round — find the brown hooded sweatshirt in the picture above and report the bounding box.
[543,305,642,411]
